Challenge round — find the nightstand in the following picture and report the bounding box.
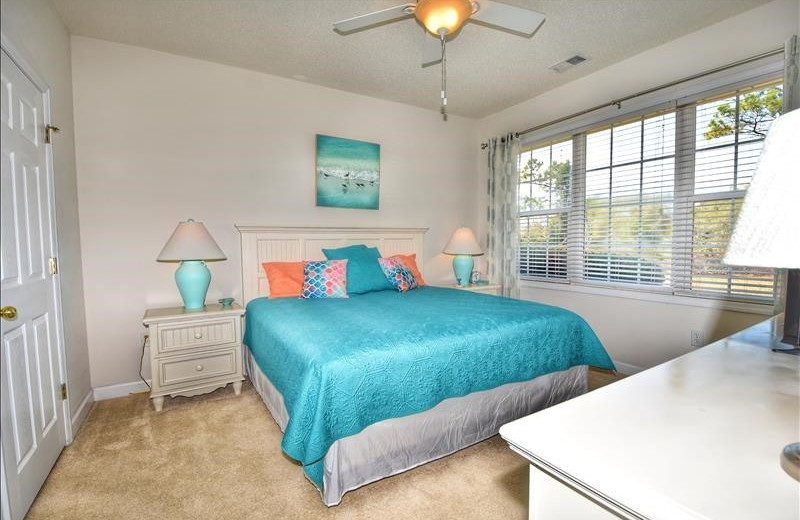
[142,303,245,412]
[438,283,502,296]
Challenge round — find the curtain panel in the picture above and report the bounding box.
[486,133,521,298]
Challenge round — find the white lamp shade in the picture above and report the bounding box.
[443,226,484,256]
[724,108,800,269]
[156,219,227,262]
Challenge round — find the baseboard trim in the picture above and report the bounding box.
[69,389,94,440]
[96,365,643,400]
[93,380,150,401]
[612,361,644,375]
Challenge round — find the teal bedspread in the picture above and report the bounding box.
[243,286,613,487]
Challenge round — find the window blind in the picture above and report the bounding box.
[583,112,675,286]
[518,140,571,280]
[518,80,782,303]
[681,85,780,300]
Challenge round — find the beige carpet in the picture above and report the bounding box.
[27,369,623,520]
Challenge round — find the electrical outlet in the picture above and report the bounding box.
[691,329,705,348]
[140,329,150,348]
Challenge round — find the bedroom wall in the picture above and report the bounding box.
[1,0,93,429]
[477,0,798,371]
[70,37,479,390]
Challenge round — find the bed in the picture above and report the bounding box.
[237,226,614,506]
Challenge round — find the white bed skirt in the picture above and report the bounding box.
[245,348,587,506]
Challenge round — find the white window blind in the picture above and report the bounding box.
[583,112,675,286]
[518,80,782,303]
[682,84,781,300]
[518,140,571,280]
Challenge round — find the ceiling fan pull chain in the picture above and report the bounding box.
[440,32,448,121]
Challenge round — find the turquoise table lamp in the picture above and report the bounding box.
[443,227,484,287]
[157,219,226,311]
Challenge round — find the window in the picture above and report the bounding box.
[687,86,781,299]
[517,81,782,303]
[584,112,675,286]
[518,140,571,280]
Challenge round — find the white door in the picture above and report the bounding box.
[0,49,65,520]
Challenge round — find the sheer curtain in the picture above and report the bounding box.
[486,133,521,298]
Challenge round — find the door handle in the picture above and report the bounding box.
[45,125,61,144]
[0,306,17,320]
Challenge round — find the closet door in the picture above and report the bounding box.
[1,48,66,520]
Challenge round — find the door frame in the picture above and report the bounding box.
[0,31,72,446]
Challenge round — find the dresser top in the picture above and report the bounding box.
[500,316,800,520]
[143,303,244,323]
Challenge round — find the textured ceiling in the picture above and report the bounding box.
[51,0,771,118]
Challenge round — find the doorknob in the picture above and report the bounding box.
[0,306,17,320]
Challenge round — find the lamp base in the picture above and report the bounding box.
[780,269,800,347]
[175,260,211,311]
[781,442,800,482]
[452,255,474,287]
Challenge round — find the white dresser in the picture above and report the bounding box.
[143,303,245,412]
[500,316,800,520]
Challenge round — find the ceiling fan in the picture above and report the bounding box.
[333,0,546,120]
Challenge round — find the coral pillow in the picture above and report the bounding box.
[397,254,426,286]
[378,256,419,293]
[301,260,348,299]
[262,262,304,299]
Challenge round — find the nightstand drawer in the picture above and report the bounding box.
[155,317,238,355]
[158,348,238,387]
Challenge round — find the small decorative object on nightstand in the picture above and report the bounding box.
[142,303,245,412]
[443,226,484,286]
[439,282,502,296]
[470,270,481,284]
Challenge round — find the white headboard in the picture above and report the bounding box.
[236,226,427,305]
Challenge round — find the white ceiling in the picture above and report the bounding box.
[51,0,771,118]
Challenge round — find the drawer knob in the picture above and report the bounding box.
[194,331,203,339]
[195,364,204,372]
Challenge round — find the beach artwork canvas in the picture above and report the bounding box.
[316,134,380,210]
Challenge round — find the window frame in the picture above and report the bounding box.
[581,111,677,288]
[676,86,780,302]
[517,139,573,282]
[517,78,782,307]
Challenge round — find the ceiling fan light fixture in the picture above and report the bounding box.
[414,0,473,36]
[332,0,546,120]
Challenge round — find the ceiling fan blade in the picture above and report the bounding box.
[470,0,545,37]
[333,4,415,34]
[422,29,442,67]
